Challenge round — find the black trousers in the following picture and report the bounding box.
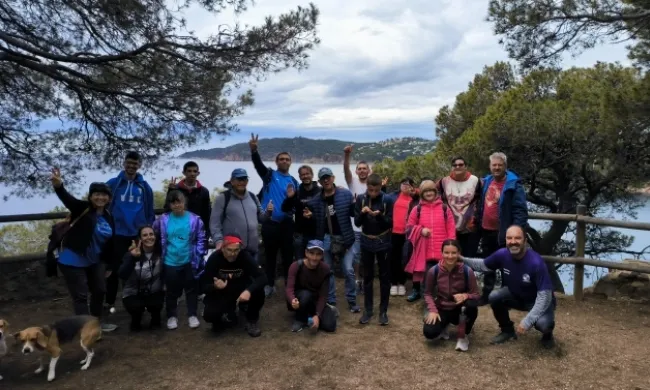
[203,286,265,323]
[122,291,165,327]
[389,233,407,285]
[423,305,479,340]
[106,235,136,305]
[287,289,337,332]
[480,230,502,298]
[361,249,390,314]
[164,263,198,318]
[262,220,295,286]
[59,262,106,319]
[457,231,480,258]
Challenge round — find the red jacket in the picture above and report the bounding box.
[424,262,481,313]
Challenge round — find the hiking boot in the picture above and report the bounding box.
[264,285,275,298]
[378,312,389,326]
[291,321,305,333]
[397,285,406,296]
[407,289,421,302]
[188,316,200,329]
[490,331,517,344]
[167,317,178,330]
[326,303,340,318]
[359,312,373,325]
[348,302,361,313]
[390,285,398,296]
[455,336,470,352]
[356,280,364,295]
[541,333,555,349]
[245,321,262,337]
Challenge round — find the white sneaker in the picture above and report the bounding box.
[167,317,178,330]
[109,306,116,314]
[390,285,398,296]
[188,316,200,329]
[455,336,469,352]
[397,285,406,296]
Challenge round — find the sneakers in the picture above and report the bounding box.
[490,331,517,344]
[327,303,340,318]
[264,285,276,298]
[109,306,116,314]
[356,280,364,295]
[291,320,305,333]
[348,302,361,313]
[390,285,398,296]
[188,316,200,329]
[407,289,421,302]
[100,323,118,333]
[378,312,389,326]
[167,317,178,330]
[436,327,450,341]
[359,312,373,325]
[397,285,406,296]
[541,333,555,349]
[455,336,470,352]
[245,321,262,337]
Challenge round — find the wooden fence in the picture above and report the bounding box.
[2,205,650,300]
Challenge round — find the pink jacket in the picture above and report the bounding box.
[406,198,456,261]
[405,225,428,275]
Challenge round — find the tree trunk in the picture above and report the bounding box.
[528,220,570,294]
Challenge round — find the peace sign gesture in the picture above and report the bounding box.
[382,176,389,187]
[249,133,259,152]
[129,240,141,257]
[50,168,63,189]
[168,176,178,189]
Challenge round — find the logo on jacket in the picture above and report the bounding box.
[522,273,531,283]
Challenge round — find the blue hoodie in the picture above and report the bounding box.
[107,171,155,237]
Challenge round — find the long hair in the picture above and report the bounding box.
[137,225,162,258]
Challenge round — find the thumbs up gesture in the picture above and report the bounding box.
[266,199,274,215]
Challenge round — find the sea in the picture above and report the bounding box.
[1,159,649,294]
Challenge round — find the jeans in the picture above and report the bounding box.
[489,287,556,334]
[361,249,390,314]
[287,290,337,332]
[59,262,106,319]
[423,305,479,339]
[164,263,198,318]
[262,220,294,287]
[323,234,357,305]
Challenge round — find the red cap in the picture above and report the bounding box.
[223,235,242,245]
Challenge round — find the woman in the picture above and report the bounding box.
[50,168,118,332]
[404,180,456,302]
[423,239,480,352]
[154,190,207,330]
[387,177,419,296]
[119,225,164,331]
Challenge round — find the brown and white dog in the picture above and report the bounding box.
[0,319,8,380]
[14,315,101,382]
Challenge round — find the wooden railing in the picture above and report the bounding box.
[2,205,650,300]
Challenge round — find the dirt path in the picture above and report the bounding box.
[1,283,649,390]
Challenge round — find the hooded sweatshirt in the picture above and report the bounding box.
[165,179,212,236]
[438,172,481,234]
[423,262,480,313]
[107,171,155,237]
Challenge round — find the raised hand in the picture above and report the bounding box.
[286,183,296,198]
[382,176,389,187]
[168,176,178,189]
[266,199,274,215]
[50,168,63,188]
[343,144,353,154]
[249,133,259,152]
[128,240,141,257]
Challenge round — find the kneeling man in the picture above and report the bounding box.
[201,235,267,337]
[286,240,337,333]
[462,225,556,348]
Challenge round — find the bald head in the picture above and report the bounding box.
[505,225,527,259]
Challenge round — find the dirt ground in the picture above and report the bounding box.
[1,280,649,390]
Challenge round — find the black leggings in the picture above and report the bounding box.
[389,233,406,285]
[423,306,478,339]
[123,291,164,327]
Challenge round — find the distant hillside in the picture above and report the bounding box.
[180,136,437,163]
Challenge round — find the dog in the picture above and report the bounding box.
[0,319,8,380]
[14,315,101,382]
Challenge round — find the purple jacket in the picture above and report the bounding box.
[153,211,207,278]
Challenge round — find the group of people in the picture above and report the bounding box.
[48,136,557,351]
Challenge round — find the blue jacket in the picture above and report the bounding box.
[107,171,155,237]
[153,212,207,279]
[306,187,356,248]
[251,151,299,222]
[476,170,528,246]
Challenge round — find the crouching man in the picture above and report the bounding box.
[285,240,337,333]
[462,225,556,349]
[201,235,267,337]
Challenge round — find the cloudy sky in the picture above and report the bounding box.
[186,0,631,149]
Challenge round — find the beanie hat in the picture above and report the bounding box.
[88,182,112,198]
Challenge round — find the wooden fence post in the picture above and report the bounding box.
[574,205,587,301]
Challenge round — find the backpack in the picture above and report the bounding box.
[415,202,448,222]
[221,190,260,224]
[432,264,470,292]
[45,209,90,277]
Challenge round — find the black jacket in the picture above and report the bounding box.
[200,250,267,299]
[54,185,115,267]
[281,182,321,236]
[165,180,212,236]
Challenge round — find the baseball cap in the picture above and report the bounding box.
[231,168,248,179]
[318,167,334,179]
[306,240,324,252]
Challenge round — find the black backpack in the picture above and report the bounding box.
[220,190,260,224]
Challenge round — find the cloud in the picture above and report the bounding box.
[186,0,632,145]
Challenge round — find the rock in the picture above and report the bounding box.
[590,261,650,301]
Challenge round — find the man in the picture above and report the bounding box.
[201,234,267,337]
[354,174,393,325]
[106,151,155,314]
[210,168,272,262]
[476,152,528,303]
[462,225,555,349]
[285,240,337,333]
[166,161,212,237]
[304,167,360,313]
[281,165,321,260]
[249,134,299,297]
[343,144,367,294]
[438,156,482,257]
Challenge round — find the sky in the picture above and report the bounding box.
[175,0,631,150]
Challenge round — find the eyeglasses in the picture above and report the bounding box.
[452,163,465,168]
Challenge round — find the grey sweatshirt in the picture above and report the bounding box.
[209,190,267,253]
[120,252,164,299]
